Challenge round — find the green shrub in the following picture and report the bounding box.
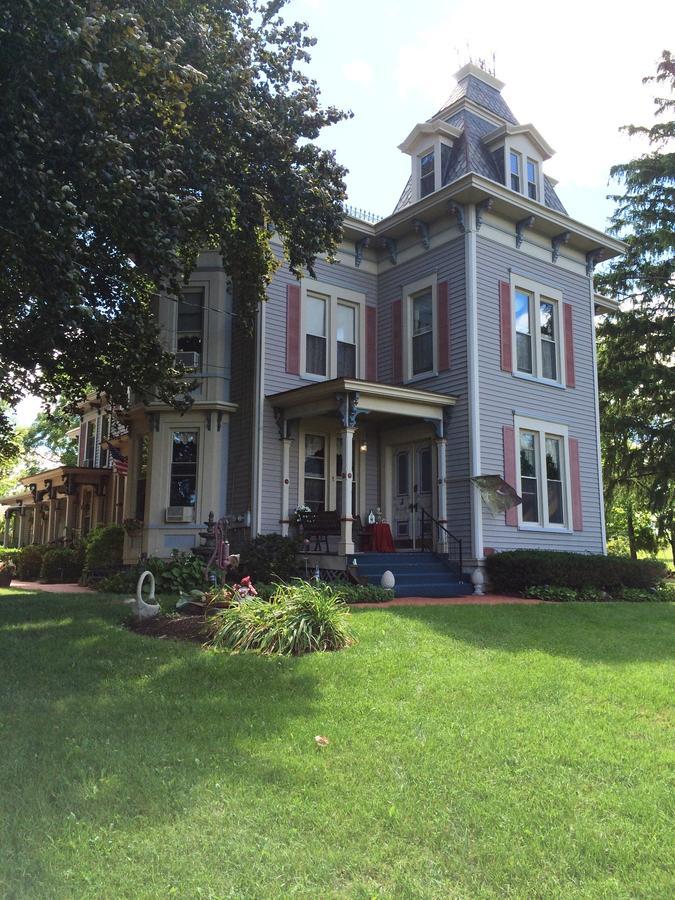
[239,534,299,583]
[616,586,672,603]
[577,586,610,603]
[40,547,84,583]
[158,551,208,593]
[0,547,17,562]
[209,580,355,655]
[97,570,137,593]
[525,585,578,603]
[486,550,667,593]
[83,525,124,578]
[254,581,393,603]
[15,544,48,580]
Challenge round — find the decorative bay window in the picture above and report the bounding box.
[176,288,204,367]
[169,431,199,508]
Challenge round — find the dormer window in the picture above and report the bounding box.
[510,150,521,192]
[419,150,435,198]
[527,159,538,200]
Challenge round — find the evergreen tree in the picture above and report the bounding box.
[596,50,674,564]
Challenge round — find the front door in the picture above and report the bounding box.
[392,442,434,548]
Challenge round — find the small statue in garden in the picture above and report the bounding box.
[130,570,161,620]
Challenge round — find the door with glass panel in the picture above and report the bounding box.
[392,442,434,548]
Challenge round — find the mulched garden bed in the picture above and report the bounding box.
[125,614,212,644]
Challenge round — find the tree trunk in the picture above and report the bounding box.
[626,503,638,560]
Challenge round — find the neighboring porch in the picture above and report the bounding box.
[1,465,124,548]
[268,378,461,572]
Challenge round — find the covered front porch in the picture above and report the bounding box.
[268,378,458,568]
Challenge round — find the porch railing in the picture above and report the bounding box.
[420,509,464,581]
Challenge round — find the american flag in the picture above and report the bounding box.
[107,444,129,477]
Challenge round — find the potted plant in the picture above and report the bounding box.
[0,559,17,587]
[292,505,313,532]
[122,517,143,537]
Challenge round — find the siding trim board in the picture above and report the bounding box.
[569,436,583,531]
[392,298,402,384]
[366,306,378,381]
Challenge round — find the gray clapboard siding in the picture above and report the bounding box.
[260,257,378,534]
[377,237,472,552]
[227,313,256,520]
[475,235,603,552]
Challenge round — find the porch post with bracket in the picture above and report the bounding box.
[3,510,10,547]
[46,498,55,544]
[16,510,23,548]
[338,425,356,556]
[435,438,448,553]
[337,392,359,557]
[280,436,292,537]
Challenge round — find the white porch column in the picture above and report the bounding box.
[3,510,11,547]
[280,436,293,537]
[435,437,448,553]
[16,509,24,548]
[338,426,356,556]
[46,500,55,544]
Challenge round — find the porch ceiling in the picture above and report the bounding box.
[268,378,457,423]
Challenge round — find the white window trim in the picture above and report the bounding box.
[297,425,360,513]
[402,273,438,383]
[510,273,565,386]
[509,148,522,192]
[514,414,573,532]
[526,157,539,201]
[300,278,366,382]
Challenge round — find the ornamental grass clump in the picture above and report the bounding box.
[208,580,356,655]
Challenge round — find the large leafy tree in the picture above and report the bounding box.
[0,0,348,454]
[597,50,674,564]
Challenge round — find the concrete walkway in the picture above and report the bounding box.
[355,594,539,607]
[8,581,96,594]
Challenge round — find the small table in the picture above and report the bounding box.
[370,522,396,553]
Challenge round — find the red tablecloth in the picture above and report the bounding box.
[369,522,396,553]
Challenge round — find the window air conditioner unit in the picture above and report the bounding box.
[175,351,200,370]
[165,506,195,523]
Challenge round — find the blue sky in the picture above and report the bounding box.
[286,0,672,230]
[12,0,673,427]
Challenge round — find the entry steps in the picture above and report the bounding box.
[354,552,471,598]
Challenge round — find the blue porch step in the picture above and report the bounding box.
[354,552,470,598]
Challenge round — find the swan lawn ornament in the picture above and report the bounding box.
[131,570,161,620]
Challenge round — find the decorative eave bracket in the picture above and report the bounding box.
[380,236,398,265]
[273,407,289,440]
[586,248,604,277]
[412,218,431,250]
[515,215,535,249]
[475,197,494,231]
[354,237,370,268]
[551,231,571,263]
[336,392,360,428]
[448,203,466,233]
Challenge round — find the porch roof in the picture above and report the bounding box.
[268,378,457,423]
[0,466,113,507]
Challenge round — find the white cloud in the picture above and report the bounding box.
[394,0,671,190]
[342,59,373,85]
[12,394,42,427]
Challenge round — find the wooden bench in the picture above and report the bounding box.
[305,512,364,553]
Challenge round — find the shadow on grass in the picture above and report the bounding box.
[354,601,675,664]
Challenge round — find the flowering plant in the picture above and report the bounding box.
[292,505,313,528]
[0,559,16,575]
[232,576,257,598]
[122,517,143,535]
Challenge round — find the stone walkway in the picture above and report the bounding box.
[8,581,96,594]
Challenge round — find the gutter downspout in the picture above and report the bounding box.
[465,203,484,564]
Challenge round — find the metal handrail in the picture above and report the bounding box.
[420,508,463,580]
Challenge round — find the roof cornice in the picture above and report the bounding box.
[398,120,463,154]
[482,123,555,159]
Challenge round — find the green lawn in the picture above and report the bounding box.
[1,587,673,899]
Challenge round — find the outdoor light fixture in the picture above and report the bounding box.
[360,442,368,453]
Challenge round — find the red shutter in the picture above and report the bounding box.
[503,425,518,526]
[365,306,377,381]
[564,302,575,388]
[285,283,300,375]
[569,437,583,531]
[499,281,512,372]
[437,280,450,371]
[78,421,87,466]
[392,299,402,383]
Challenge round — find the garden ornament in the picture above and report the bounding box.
[380,570,395,589]
[130,570,161,620]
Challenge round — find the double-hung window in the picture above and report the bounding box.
[169,431,199,508]
[303,434,326,512]
[419,149,435,198]
[516,418,569,528]
[509,150,521,192]
[301,281,365,380]
[526,158,538,200]
[176,288,204,368]
[512,277,563,384]
[411,289,434,376]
